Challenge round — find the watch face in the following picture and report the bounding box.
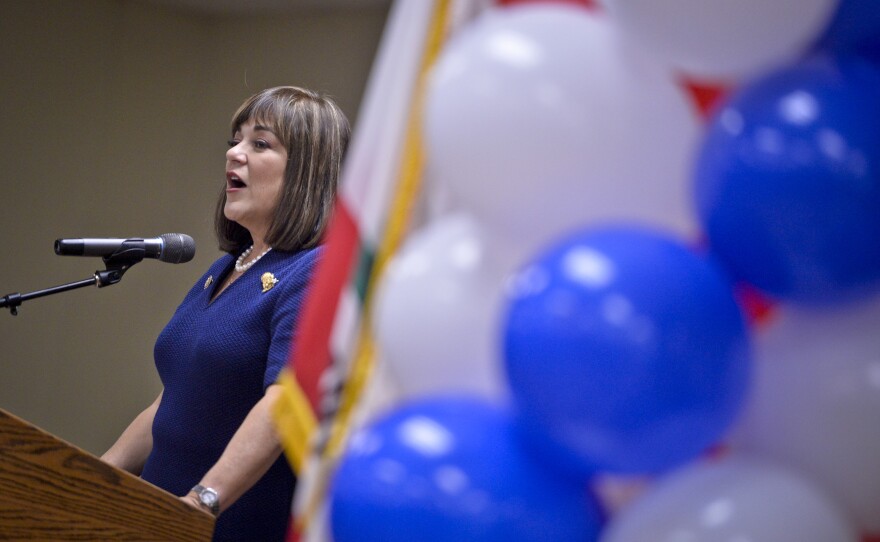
[200,489,218,506]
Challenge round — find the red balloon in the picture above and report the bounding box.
[733,283,777,327]
[681,79,728,118]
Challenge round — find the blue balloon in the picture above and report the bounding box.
[815,0,880,62]
[695,53,880,304]
[503,226,750,476]
[329,396,604,542]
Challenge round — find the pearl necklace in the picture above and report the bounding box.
[235,245,272,273]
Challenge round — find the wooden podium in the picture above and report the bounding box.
[0,408,215,541]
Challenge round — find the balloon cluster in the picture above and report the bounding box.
[331,1,880,540]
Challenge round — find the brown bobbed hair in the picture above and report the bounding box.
[215,86,351,254]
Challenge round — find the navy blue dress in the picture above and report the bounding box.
[141,247,319,542]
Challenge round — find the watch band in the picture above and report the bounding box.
[191,484,220,516]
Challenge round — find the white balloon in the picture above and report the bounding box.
[733,296,880,533]
[599,0,839,82]
[424,5,699,254]
[602,456,858,542]
[372,215,513,401]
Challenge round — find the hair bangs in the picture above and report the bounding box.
[230,93,293,147]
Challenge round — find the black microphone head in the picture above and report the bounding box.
[54,238,84,256]
[159,233,196,264]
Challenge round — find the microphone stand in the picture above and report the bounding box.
[0,246,146,316]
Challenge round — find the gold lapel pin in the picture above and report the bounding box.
[261,272,278,293]
[204,275,214,289]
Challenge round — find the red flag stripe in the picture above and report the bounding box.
[290,200,361,413]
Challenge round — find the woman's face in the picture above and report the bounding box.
[224,118,288,240]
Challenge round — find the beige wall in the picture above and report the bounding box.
[0,0,388,454]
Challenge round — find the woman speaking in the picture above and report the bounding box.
[102,86,350,542]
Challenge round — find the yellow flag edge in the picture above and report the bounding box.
[273,368,318,474]
[289,0,454,530]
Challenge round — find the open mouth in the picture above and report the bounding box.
[227,173,246,189]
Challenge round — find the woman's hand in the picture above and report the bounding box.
[180,492,217,517]
[180,492,201,510]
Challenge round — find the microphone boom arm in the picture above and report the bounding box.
[1,243,146,316]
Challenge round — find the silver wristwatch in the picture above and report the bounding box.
[191,484,220,516]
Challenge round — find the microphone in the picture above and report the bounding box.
[54,233,196,264]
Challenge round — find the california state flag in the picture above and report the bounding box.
[272,1,487,540]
